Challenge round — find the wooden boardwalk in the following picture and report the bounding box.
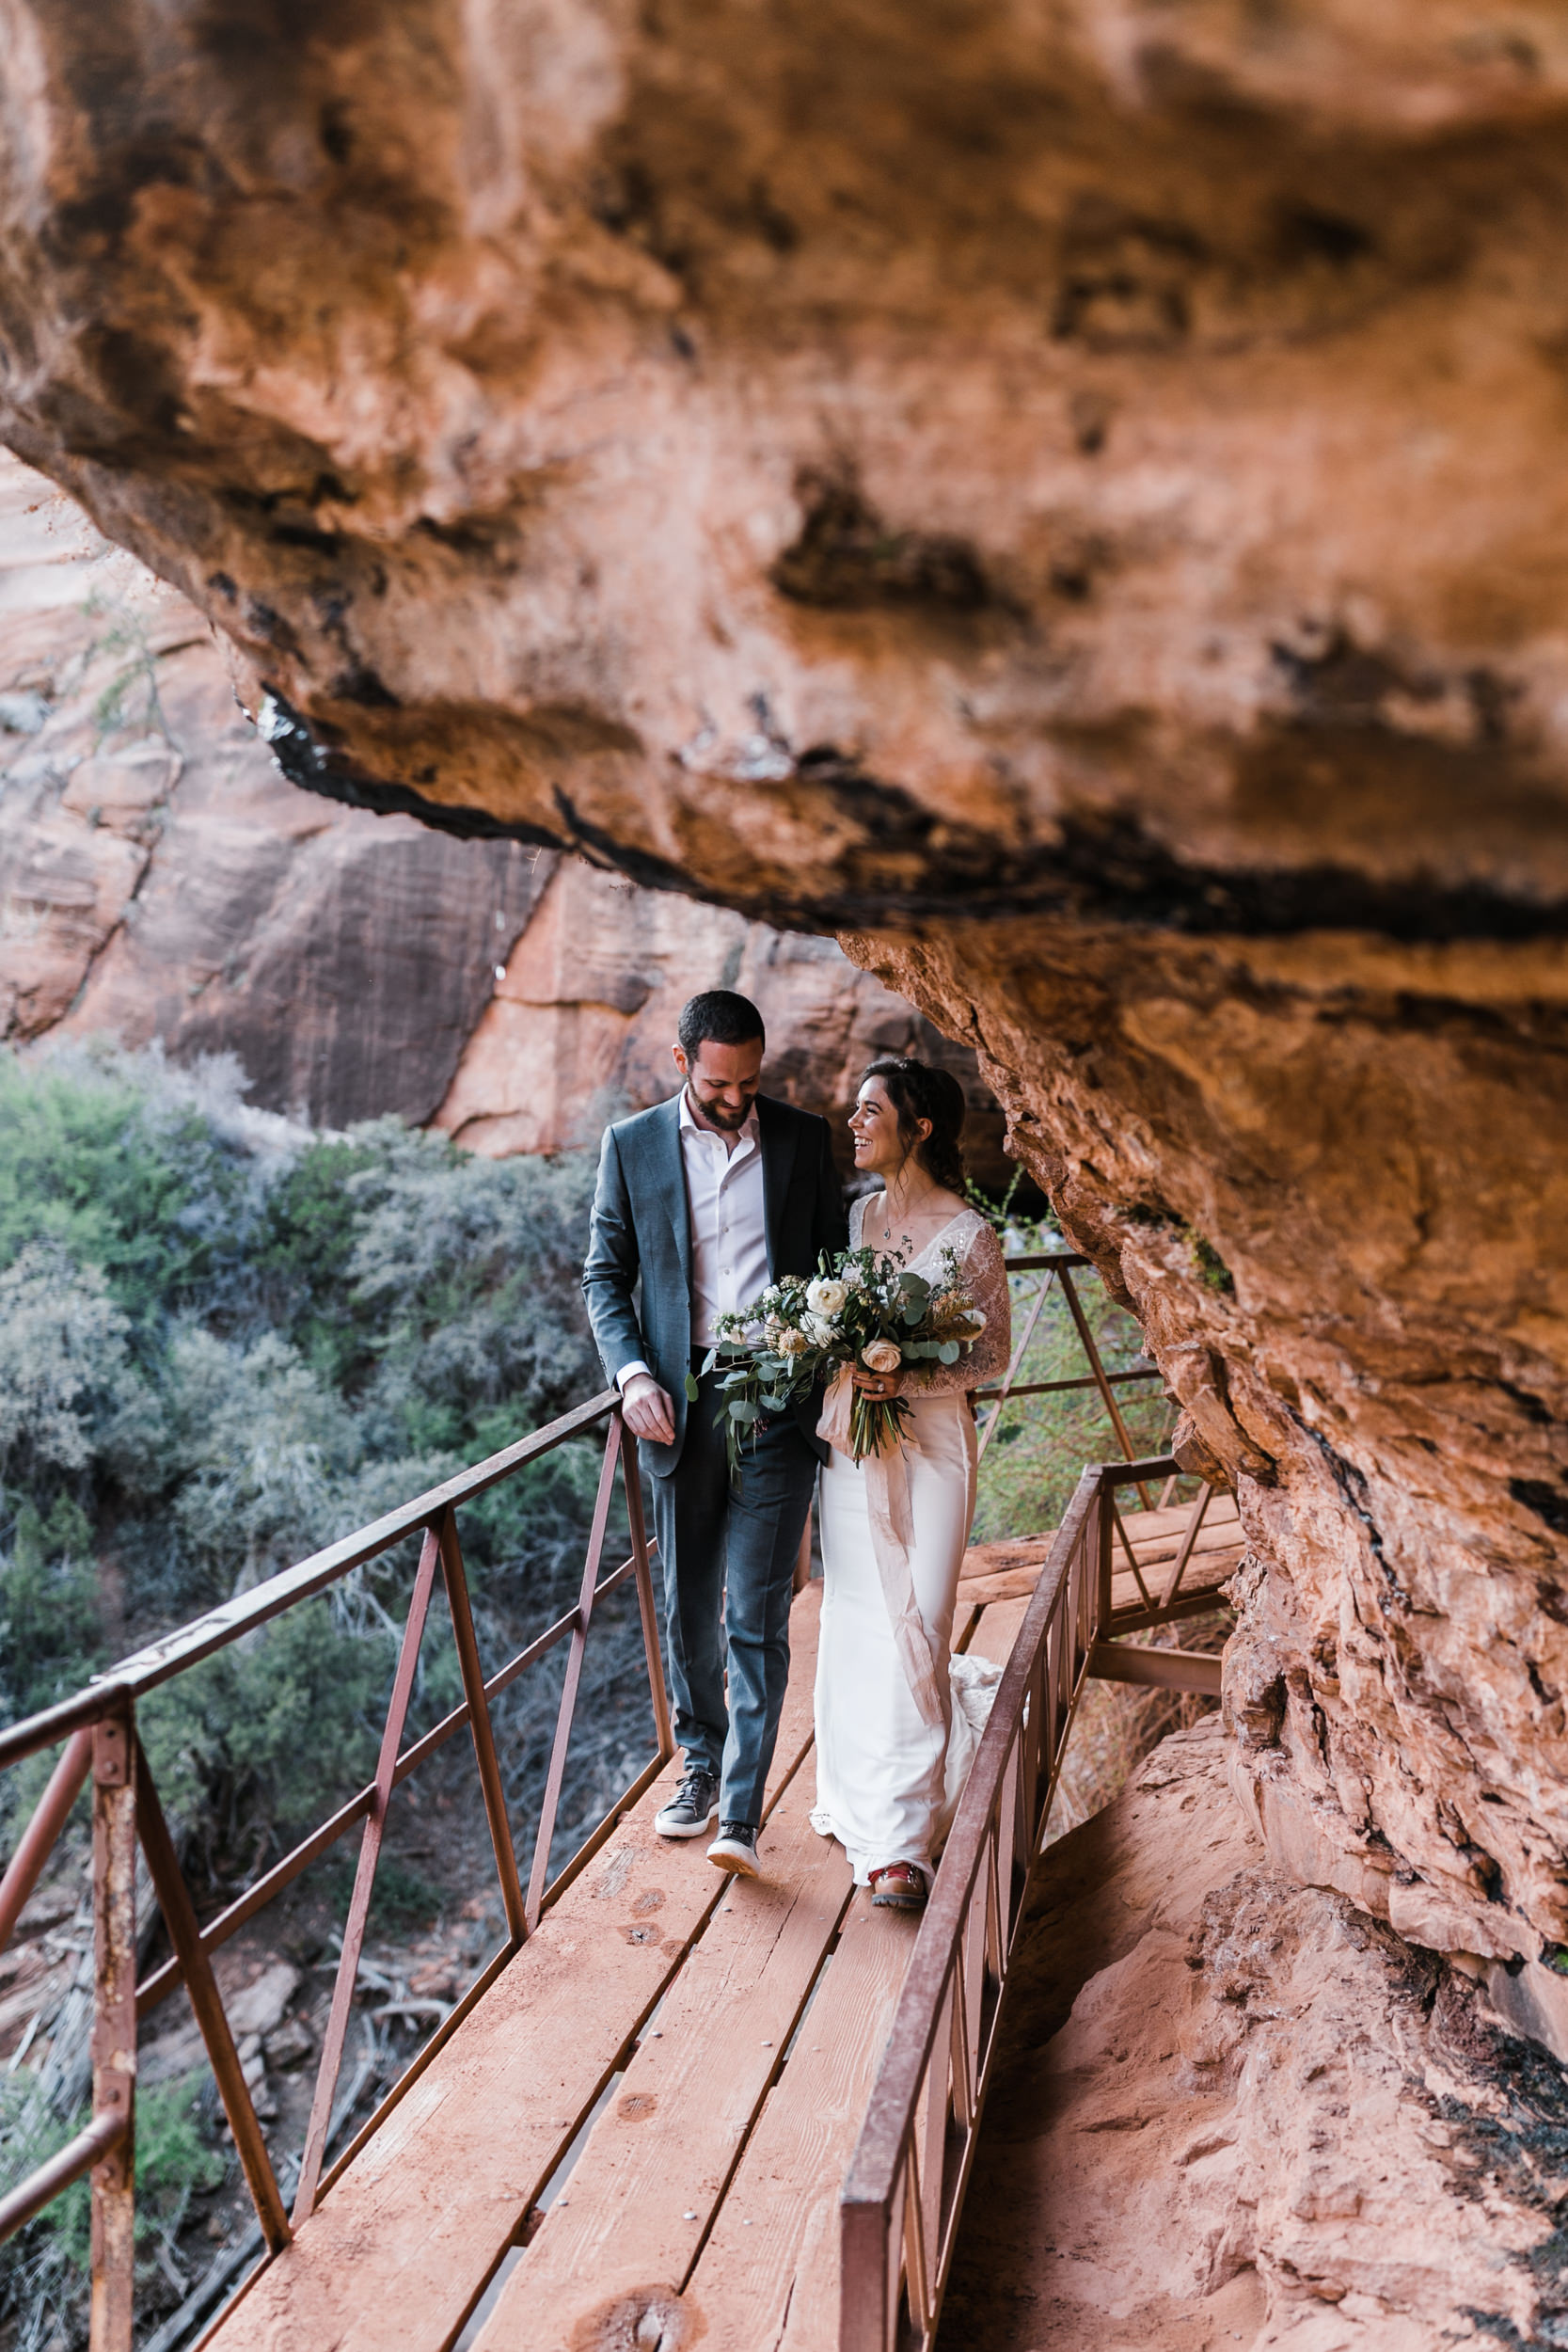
[957,1489,1243,1630]
[204,1582,1029,2352]
[0,1396,1235,2352]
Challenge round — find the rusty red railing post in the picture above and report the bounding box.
[89,1704,136,2352]
[436,1506,527,1947]
[1054,1263,1154,1505]
[293,1523,442,2225]
[619,1410,674,1761]
[0,1725,93,1950]
[524,1417,623,1929]
[1095,1478,1114,1640]
[133,1738,291,2252]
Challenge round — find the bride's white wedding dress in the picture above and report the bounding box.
[811,1199,1011,1885]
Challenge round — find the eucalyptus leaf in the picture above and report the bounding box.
[683,1373,699,1401]
[938,1341,960,1364]
[728,1399,760,1424]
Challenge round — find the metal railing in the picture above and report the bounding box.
[973,1249,1164,1489]
[839,1453,1178,2352]
[0,1392,670,2351]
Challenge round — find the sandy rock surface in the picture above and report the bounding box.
[2,0,1567,931]
[945,1716,1568,2350]
[0,451,994,1155]
[854,914,1568,1974]
[433,849,1002,1168]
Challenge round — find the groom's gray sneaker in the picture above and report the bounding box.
[656,1767,720,1839]
[708,1821,759,1878]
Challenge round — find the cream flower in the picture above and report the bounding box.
[778,1327,810,1359]
[803,1312,836,1346]
[806,1276,849,1318]
[862,1340,903,1374]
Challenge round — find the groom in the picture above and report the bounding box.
[583,990,847,1877]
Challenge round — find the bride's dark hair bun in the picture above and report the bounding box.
[861,1058,968,1195]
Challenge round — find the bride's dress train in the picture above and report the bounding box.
[810,1203,1010,1885]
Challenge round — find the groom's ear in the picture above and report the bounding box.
[672,1042,690,1080]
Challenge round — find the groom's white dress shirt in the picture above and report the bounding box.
[617,1090,769,1390]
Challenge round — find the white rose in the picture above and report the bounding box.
[862,1340,903,1374]
[777,1327,810,1359]
[806,1277,849,1318]
[803,1312,836,1346]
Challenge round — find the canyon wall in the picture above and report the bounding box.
[3,0,1568,1996]
[0,452,992,1159]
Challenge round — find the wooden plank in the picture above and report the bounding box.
[473,1772,855,2348]
[681,1894,917,2352]
[1087,1641,1222,1696]
[960,1502,1234,1577]
[1115,1493,1238,1544]
[967,1597,1030,1670]
[1105,1582,1241,1639]
[209,1586,824,2352]
[958,1525,1243,1613]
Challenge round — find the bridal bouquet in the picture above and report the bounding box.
[686,1242,987,1469]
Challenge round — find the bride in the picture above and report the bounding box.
[811,1058,1010,1910]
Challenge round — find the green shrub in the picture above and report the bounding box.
[0,1047,256,1350]
[28,2076,227,2279]
[0,1043,603,1869]
[325,1853,445,1932]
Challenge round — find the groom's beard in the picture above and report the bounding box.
[687,1085,754,1131]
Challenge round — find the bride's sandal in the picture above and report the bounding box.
[869,1862,927,1910]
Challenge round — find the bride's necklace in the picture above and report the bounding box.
[868,1180,946,1252]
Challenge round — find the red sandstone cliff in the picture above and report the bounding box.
[0,452,998,1161]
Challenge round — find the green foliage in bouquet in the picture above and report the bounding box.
[686,1242,985,1470]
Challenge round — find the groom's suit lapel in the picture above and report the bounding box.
[757,1095,798,1280]
[646,1096,692,1288]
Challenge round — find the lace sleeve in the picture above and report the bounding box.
[910,1218,1011,1394]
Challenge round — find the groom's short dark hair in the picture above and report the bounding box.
[678,991,766,1056]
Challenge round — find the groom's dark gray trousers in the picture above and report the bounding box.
[655,1361,817,1824]
[581,1091,847,1828]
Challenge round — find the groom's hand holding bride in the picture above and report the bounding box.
[622,1370,677,1446]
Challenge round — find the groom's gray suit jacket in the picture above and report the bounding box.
[582,1092,848,1476]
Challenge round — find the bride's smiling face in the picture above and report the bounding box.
[849,1077,927,1179]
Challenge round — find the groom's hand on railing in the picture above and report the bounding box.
[622,1373,677,1446]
